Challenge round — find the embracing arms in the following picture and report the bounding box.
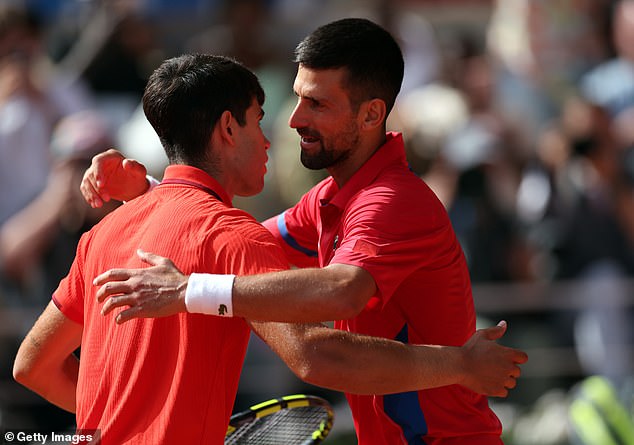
[80,151,371,323]
[96,250,373,323]
[90,252,527,397]
[78,150,528,397]
[251,320,526,397]
[13,301,527,402]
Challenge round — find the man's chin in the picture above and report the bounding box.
[300,151,331,170]
[300,159,327,170]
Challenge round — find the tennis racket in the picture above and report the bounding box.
[225,394,334,444]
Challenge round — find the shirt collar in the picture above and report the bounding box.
[324,132,407,209]
[161,164,232,206]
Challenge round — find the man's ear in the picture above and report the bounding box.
[359,98,386,131]
[218,110,235,144]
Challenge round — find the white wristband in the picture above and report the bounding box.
[146,175,161,192]
[185,273,235,317]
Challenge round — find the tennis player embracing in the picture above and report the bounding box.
[16,21,527,445]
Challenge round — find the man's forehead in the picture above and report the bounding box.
[294,65,347,93]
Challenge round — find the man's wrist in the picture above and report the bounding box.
[185,273,235,317]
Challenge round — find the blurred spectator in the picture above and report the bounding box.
[545,97,634,279]
[517,92,634,283]
[65,3,163,101]
[394,32,533,283]
[487,0,610,150]
[44,1,171,194]
[522,94,634,383]
[2,111,118,301]
[57,2,165,151]
[0,3,106,303]
[0,3,119,433]
[376,3,441,96]
[580,0,634,150]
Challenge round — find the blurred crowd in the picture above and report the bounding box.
[1,0,633,440]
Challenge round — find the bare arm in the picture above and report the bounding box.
[80,149,150,208]
[232,263,374,321]
[250,320,527,397]
[91,254,528,396]
[13,301,82,413]
[96,250,374,323]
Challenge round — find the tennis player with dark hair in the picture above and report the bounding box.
[14,52,526,445]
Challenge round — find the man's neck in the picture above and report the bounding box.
[328,132,387,188]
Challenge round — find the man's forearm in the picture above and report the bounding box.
[95,253,374,323]
[13,301,82,413]
[253,321,524,397]
[42,354,79,413]
[252,321,465,395]
[187,264,376,322]
[14,353,78,413]
[298,333,465,394]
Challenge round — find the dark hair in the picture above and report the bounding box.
[142,54,264,165]
[294,18,404,114]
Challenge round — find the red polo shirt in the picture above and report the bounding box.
[263,133,502,445]
[54,165,288,444]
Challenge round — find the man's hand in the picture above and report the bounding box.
[459,321,528,397]
[94,249,188,323]
[80,149,149,208]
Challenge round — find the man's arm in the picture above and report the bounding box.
[250,320,527,397]
[13,301,83,413]
[95,250,374,323]
[80,149,150,208]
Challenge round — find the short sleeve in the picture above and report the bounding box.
[330,185,459,305]
[262,191,320,269]
[52,231,92,325]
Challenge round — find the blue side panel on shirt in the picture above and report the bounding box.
[383,324,428,445]
[277,212,319,257]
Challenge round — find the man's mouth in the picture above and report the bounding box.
[298,129,320,147]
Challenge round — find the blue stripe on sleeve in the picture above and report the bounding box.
[276,212,318,258]
[383,324,428,444]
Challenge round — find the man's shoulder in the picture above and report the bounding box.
[220,211,275,240]
[349,168,449,227]
[363,167,436,202]
[303,176,335,200]
[211,212,288,273]
[191,205,271,240]
[207,208,281,249]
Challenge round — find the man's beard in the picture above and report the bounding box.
[298,127,358,170]
[300,145,349,170]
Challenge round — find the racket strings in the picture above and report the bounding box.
[225,406,330,445]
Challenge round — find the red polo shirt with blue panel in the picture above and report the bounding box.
[263,132,503,445]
